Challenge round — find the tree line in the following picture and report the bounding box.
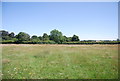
[0,29,80,44]
[0,29,119,44]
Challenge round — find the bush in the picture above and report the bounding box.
[1,40,119,44]
[1,40,15,44]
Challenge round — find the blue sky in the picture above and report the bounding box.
[2,2,118,40]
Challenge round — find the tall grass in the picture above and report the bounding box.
[2,44,118,79]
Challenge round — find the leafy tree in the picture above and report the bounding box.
[31,35,39,43]
[16,32,30,41]
[2,36,11,40]
[67,37,72,42]
[38,36,42,40]
[31,35,38,39]
[63,36,67,42]
[50,29,64,43]
[0,30,11,40]
[42,33,49,41]
[117,38,120,41]
[63,36,72,42]
[0,30,9,36]
[9,32,15,38]
[72,35,79,41]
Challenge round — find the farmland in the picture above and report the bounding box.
[1,44,118,79]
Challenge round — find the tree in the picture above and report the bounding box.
[9,32,15,38]
[50,29,64,43]
[16,32,30,41]
[63,36,67,42]
[0,30,11,40]
[31,35,38,39]
[42,33,49,41]
[72,35,79,41]
[0,30,9,36]
[38,36,42,40]
[117,38,120,41]
[63,36,72,42]
[31,35,39,43]
[67,37,72,42]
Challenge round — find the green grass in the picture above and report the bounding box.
[2,44,118,79]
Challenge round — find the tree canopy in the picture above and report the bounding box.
[72,35,79,41]
[16,32,30,41]
[50,29,64,44]
[42,33,49,41]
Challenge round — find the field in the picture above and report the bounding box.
[1,44,118,79]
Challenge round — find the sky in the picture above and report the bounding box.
[2,2,118,40]
[2,0,120,2]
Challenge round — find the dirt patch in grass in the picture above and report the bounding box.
[2,59,10,64]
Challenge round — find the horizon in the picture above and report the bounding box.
[1,2,118,40]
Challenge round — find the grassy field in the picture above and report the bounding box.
[1,44,118,79]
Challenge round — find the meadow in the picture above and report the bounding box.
[1,44,118,79]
